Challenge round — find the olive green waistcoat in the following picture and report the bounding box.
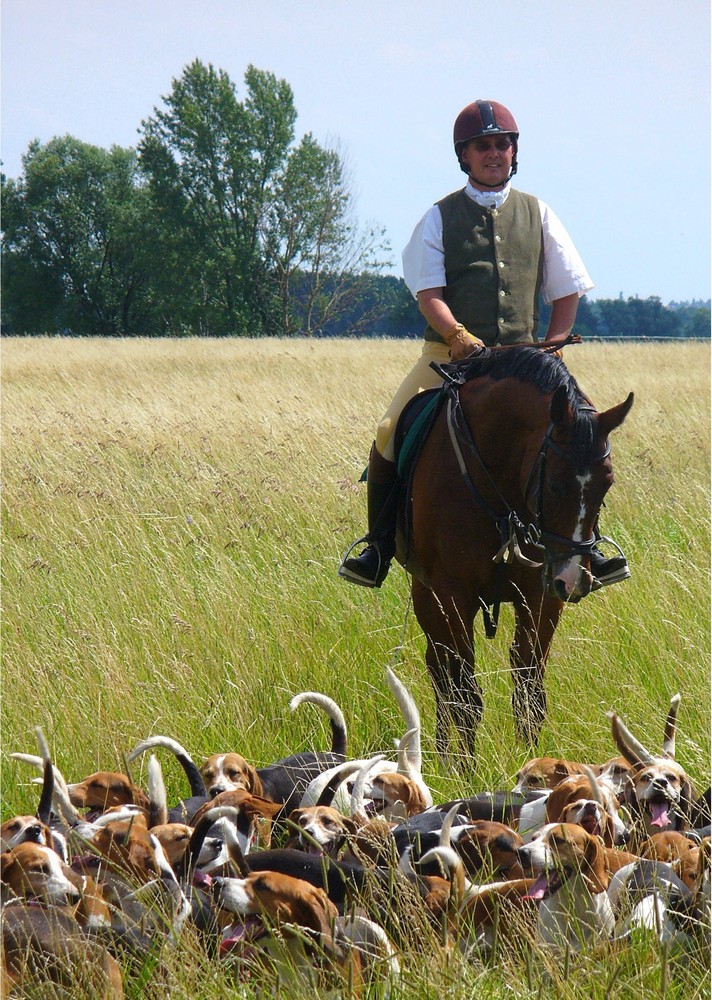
[424,187,544,347]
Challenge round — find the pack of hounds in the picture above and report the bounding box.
[3,668,710,997]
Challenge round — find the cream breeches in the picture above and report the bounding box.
[375,341,450,462]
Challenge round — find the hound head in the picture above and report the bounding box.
[213,870,340,960]
[513,757,588,794]
[288,806,358,857]
[625,759,693,833]
[517,822,609,898]
[1,842,81,905]
[201,753,264,799]
[67,771,150,815]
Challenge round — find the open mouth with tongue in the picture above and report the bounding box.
[647,797,673,829]
[523,867,567,901]
[220,915,268,956]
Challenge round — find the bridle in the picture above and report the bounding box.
[522,408,612,566]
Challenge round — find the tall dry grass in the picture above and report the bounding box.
[2,336,710,998]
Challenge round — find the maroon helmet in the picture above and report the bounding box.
[453,100,519,176]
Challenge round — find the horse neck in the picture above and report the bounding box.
[464,379,552,494]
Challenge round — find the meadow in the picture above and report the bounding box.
[2,336,710,998]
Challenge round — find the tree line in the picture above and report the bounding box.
[2,59,709,340]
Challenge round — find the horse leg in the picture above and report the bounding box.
[509,593,562,749]
[412,579,482,764]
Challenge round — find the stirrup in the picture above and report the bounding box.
[338,536,389,588]
[590,535,631,587]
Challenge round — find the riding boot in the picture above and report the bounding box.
[589,521,631,587]
[339,445,399,588]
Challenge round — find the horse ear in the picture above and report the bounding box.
[598,392,634,437]
[550,385,571,428]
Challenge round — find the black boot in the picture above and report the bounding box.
[339,446,399,588]
[589,530,631,587]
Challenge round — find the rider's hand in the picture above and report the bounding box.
[446,323,485,361]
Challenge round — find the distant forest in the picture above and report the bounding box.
[2,59,709,341]
[301,283,712,341]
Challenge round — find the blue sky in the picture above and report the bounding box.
[2,0,710,303]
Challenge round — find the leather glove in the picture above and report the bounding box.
[445,323,485,361]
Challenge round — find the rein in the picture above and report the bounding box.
[439,370,609,638]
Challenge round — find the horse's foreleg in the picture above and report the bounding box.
[412,580,482,764]
[510,593,562,749]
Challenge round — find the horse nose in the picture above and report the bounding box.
[553,577,572,602]
[551,562,594,603]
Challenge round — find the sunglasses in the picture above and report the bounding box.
[471,136,514,153]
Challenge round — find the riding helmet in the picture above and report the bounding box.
[453,100,519,175]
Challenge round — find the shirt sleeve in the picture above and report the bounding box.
[539,200,594,304]
[401,206,446,298]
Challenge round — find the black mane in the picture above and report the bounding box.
[456,345,598,470]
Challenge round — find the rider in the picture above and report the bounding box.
[339,99,630,590]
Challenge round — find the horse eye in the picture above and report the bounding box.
[547,479,569,497]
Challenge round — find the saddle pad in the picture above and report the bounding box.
[395,387,443,480]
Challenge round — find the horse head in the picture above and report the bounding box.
[542,388,634,603]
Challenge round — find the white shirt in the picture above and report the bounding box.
[401,180,594,305]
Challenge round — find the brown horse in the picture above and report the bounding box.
[396,346,633,762]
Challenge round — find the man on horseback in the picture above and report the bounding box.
[339,99,630,591]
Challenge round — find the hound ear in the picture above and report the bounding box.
[603,814,617,849]
[620,772,639,810]
[246,765,263,798]
[583,835,609,894]
[1,851,16,881]
[679,779,697,826]
[386,774,428,816]
[341,815,360,837]
[295,885,339,939]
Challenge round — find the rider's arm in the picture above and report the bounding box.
[417,288,484,360]
[545,292,579,341]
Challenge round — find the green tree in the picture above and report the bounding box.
[139,60,390,336]
[261,134,391,336]
[1,137,152,335]
[139,61,296,335]
[683,307,711,339]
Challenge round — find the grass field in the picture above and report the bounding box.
[2,336,710,998]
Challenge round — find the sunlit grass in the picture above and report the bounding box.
[2,336,709,997]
